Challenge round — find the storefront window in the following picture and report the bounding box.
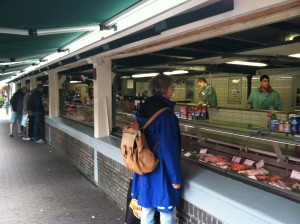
[112,73,300,202]
[42,85,49,115]
[59,74,94,127]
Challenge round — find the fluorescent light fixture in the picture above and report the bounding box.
[163,70,188,75]
[0,27,28,35]
[120,75,132,79]
[132,73,159,78]
[285,34,299,41]
[66,30,105,53]
[232,79,241,84]
[0,60,38,66]
[105,0,189,30]
[289,53,300,58]
[226,61,268,67]
[37,25,100,36]
[0,71,20,75]
[70,80,82,83]
[4,0,189,83]
[44,52,62,62]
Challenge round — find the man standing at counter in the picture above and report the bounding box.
[28,84,45,143]
[246,74,282,111]
[197,78,218,107]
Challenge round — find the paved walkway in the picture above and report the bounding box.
[0,108,126,224]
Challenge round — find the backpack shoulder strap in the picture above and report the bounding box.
[142,107,172,130]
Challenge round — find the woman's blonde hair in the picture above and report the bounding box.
[149,74,173,95]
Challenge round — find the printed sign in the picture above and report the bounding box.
[243,159,255,166]
[255,159,264,169]
[232,156,242,163]
[199,148,208,154]
[290,170,300,181]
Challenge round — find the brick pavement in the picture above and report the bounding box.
[0,109,126,224]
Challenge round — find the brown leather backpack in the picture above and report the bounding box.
[120,107,170,175]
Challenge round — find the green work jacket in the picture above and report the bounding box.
[246,88,282,111]
[198,84,218,107]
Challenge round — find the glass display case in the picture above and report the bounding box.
[59,74,94,127]
[179,119,300,203]
[113,74,300,202]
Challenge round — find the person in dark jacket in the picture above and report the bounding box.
[9,87,28,137]
[21,90,33,140]
[132,74,181,224]
[29,84,45,143]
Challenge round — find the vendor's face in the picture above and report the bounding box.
[260,78,270,89]
[198,81,205,88]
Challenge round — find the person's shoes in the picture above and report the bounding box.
[18,133,23,137]
[22,137,31,141]
[35,139,45,144]
[9,132,13,137]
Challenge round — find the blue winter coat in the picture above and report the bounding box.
[131,95,181,213]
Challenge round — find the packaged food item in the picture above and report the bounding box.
[290,115,300,134]
[279,121,284,132]
[283,121,291,133]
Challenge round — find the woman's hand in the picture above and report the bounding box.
[172,184,181,189]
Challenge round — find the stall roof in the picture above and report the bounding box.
[1,0,300,82]
[113,16,300,75]
[0,0,140,81]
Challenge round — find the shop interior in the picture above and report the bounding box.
[113,16,300,202]
[19,14,300,202]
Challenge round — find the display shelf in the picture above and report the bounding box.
[181,131,300,203]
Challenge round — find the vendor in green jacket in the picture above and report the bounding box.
[246,74,282,111]
[197,78,218,107]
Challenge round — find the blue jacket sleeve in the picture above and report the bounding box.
[157,111,181,184]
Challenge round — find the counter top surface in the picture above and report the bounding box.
[45,116,300,224]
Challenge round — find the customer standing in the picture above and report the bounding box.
[9,87,28,137]
[29,84,45,143]
[246,74,282,111]
[197,78,218,107]
[132,74,181,224]
[21,90,33,140]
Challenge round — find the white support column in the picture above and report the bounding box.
[93,57,112,138]
[48,70,60,118]
[20,79,26,88]
[10,82,17,96]
[30,76,37,90]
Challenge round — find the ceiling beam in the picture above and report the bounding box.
[0,25,100,36]
[219,36,267,46]
[265,22,300,33]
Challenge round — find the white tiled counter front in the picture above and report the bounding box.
[208,108,290,129]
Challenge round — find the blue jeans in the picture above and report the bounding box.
[10,111,22,124]
[141,207,176,224]
[33,111,44,141]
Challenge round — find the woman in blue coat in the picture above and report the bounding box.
[132,74,181,224]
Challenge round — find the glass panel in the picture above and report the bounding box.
[113,74,300,201]
[59,75,94,127]
[42,84,49,115]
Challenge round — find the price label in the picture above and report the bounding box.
[255,159,264,169]
[199,148,208,154]
[290,170,300,181]
[243,159,254,166]
[231,156,242,163]
[184,152,191,157]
